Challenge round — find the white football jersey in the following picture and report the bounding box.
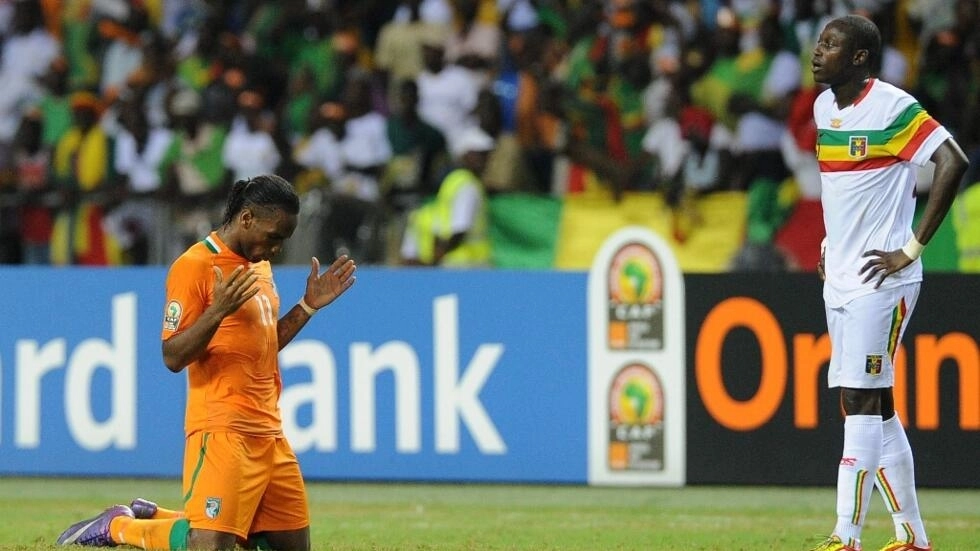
[814,78,951,307]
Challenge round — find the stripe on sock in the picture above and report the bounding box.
[876,467,901,512]
[899,521,914,543]
[851,469,869,524]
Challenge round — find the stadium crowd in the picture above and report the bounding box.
[0,0,978,269]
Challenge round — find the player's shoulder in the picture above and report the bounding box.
[250,260,273,278]
[167,240,213,277]
[869,78,908,99]
[813,87,835,109]
[868,79,919,111]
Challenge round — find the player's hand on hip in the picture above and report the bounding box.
[859,248,914,289]
[304,255,357,309]
[211,265,260,316]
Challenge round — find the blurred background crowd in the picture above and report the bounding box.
[0,0,978,271]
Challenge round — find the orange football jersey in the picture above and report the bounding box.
[162,232,283,437]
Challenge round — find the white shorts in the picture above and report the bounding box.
[825,283,920,389]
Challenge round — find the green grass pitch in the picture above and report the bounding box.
[3,477,978,550]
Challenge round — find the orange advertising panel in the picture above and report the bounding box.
[684,274,980,487]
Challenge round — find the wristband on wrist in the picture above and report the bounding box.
[298,297,318,316]
[901,236,925,260]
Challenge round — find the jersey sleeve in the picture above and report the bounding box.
[887,95,951,166]
[162,252,212,340]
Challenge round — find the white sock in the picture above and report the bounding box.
[875,413,929,545]
[834,414,883,548]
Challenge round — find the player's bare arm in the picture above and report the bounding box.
[858,138,969,288]
[911,138,970,247]
[817,238,826,282]
[277,255,357,349]
[162,265,260,372]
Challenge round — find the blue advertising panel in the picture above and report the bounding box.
[0,267,588,483]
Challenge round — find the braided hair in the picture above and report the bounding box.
[221,174,300,226]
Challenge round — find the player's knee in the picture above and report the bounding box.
[840,387,882,415]
[186,527,238,550]
[261,527,310,551]
[880,387,896,419]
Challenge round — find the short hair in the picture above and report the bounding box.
[222,174,300,226]
[833,15,882,73]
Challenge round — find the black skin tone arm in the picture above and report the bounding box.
[857,139,969,289]
[162,256,356,371]
[162,265,259,372]
[841,138,967,417]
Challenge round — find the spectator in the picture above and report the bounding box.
[221,90,282,182]
[202,67,245,129]
[726,12,800,188]
[321,76,393,263]
[416,36,483,143]
[95,7,147,97]
[336,76,392,203]
[382,79,449,201]
[287,100,346,264]
[381,79,450,262]
[0,0,60,144]
[0,1,976,271]
[35,57,73,149]
[60,0,101,91]
[160,88,229,261]
[773,83,826,271]
[374,0,451,108]
[50,92,120,265]
[285,9,342,103]
[478,88,532,194]
[293,102,345,187]
[173,14,221,93]
[444,0,501,73]
[673,103,735,242]
[953,180,980,272]
[640,87,688,198]
[133,30,179,129]
[400,125,494,266]
[912,19,976,138]
[106,98,174,264]
[392,0,453,25]
[10,110,55,264]
[872,7,910,88]
[562,0,659,199]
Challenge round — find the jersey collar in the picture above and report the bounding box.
[204,232,223,254]
[853,78,875,107]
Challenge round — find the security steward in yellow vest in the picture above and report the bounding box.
[400,126,494,266]
[953,181,980,272]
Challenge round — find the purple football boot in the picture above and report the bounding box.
[129,498,159,520]
[56,504,134,546]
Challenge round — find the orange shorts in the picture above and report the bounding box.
[182,431,310,538]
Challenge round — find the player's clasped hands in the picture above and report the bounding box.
[304,255,357,309]
[858,248,914,288]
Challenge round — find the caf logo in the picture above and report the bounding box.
[610,363,663,426]
[608,243,662,305]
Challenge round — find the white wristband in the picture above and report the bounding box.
[901,236,925,260]
[298,297,318,316]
